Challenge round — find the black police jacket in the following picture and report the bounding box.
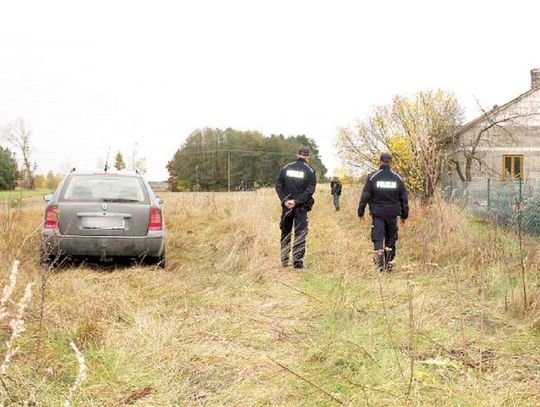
[330,180,342,195]
[276,158,317,210]
[358,165,409,219]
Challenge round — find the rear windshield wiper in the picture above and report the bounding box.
[102,198,141,203]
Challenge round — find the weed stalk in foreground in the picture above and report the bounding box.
[64,341,88,407]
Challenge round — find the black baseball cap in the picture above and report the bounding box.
[298,147,311,157]
[380,152,393,163]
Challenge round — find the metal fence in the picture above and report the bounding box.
[443,178,540,236]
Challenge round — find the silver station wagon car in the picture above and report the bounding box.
[41,170,166,267]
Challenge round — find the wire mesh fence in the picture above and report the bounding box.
[443,178,540,236]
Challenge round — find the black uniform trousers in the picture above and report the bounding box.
[280,207,308,264]
[332,193,340,210]
[371,216,398,268]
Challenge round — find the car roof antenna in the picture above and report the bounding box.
[104,146,111,172]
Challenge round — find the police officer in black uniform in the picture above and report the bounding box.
[276,147,317,269]
[330,177,342,211]
[358,152,409,272]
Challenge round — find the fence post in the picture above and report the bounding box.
[487,178,491,211]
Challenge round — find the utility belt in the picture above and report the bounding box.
[369,203,400,219]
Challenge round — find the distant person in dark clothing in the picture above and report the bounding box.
[275,147,317,269]
[330,177,342,211]
[358,152,409,272]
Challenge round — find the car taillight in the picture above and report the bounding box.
[148,207,162,231]
[44,205,59,229]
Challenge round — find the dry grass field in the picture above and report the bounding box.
[0,185,539,406]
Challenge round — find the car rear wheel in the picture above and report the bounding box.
[146,251,166,269]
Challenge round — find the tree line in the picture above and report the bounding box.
[167,128,327,191]
[0,150,63,191]
[0,145,63,191]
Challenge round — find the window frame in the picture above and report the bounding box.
[501,154,524,180]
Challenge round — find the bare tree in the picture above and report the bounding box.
[130,142,147,174]
[448,100,539,182]
[2,119,34,189]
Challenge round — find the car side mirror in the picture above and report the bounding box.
[43,194,53,202]
[156,197,164,206]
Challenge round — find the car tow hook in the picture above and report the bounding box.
[100,246,113,263]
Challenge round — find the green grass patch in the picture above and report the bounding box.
[0,188,52,200]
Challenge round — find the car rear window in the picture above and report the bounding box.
[61,175,148,203]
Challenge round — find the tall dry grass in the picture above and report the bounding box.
[0,187,538,405]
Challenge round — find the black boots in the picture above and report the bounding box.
[374,248,394,273]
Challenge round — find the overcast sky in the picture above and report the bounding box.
[1,0,539,179]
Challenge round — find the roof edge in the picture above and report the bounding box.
[454,86,540,137]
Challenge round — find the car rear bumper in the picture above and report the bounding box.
[41,230,165,258]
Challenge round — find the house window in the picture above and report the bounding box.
[502,155,523,179]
